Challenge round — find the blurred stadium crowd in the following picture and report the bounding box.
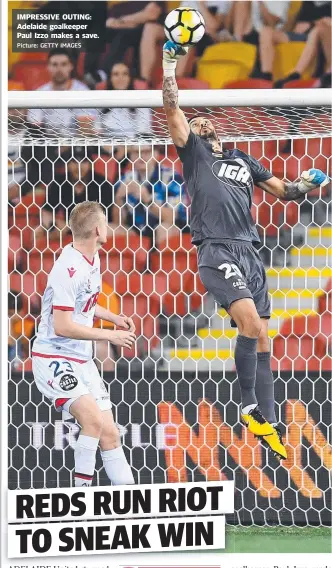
[8,1,332,372]
[8,1,332,92]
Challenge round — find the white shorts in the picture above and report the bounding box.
[32,355,112,415]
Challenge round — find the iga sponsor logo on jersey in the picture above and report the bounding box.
[212,160,252,188]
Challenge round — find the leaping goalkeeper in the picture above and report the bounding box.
[162,41,329,460]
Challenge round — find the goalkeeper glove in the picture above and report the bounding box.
[163,41,188,77]
[299,168,330,192]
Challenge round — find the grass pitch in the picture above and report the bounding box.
[222,526,332,553]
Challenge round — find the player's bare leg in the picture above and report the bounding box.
[70,394,103,487]
[228,298,286,459]
[140,22,165,84]
[70,397,135,486]
[99,410,135,485]
[232,1,252,41]
[258,27,289,78]
[255,319,287,459]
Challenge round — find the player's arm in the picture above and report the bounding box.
[162,41,190,147]
[258,169,330,201]
[53,310,135,348]
[52,271,135,347]
[94,304,136,333]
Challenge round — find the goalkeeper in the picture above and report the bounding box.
[162,41,330,460]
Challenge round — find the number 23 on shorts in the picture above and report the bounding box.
[48,360,74,378]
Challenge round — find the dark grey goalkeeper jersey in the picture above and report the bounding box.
[176,132,273,245]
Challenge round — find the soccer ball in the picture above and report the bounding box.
[164,7,205,46]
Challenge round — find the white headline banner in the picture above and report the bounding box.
[8,515,226,558]
[8,481,234,523]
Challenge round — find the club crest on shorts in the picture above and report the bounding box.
[233,279,247,290]
[59,374,78,391]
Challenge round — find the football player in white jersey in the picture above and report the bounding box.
[32,201,136,487]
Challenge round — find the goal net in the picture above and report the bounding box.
[8,89,331,526]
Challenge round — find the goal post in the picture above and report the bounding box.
[8,88,332,144]
[7,88,332,525]
[8,87,332,107]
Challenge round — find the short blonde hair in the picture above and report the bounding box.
[69,201,105,239]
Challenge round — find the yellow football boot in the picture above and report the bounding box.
[241,407,287,460]
[260,427,288,460]
[241,406,275,437]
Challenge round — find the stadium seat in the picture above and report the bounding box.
[317,278,332,315]
[293,137,332,161]
[76,52,86,79]
[272,312,332,370]
[8,230,22,273]
[253,188,299,236]
[100,266,161,358]
[133,79,150,90]
[94,280,119,330]
[18,52,48,63]
[156,78,210,90]
[223,79,273,89]
[285,136,331,192]
[96,80,108,90]
[272,333,331,371]
[96,78,149,90]
[283,79,317,89]
[178,77,210,89]
[231,139,279,161]
[212,108,289,140]
[13,199,41,231]
[273,43,316,81]
[150,234,205,316]
[167,1,181,10]
[91,154,118,183]
[287,1,303,20]
[99,233,149,290]
[254,192,283,237]
[196,43,257,88]
[12,62,50,90]
[120,285,161,358]
[8,80,24,91]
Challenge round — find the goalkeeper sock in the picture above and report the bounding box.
[101,446,135,485]
[235,335,258,409]
[255,351,277,424]
[74,434,99,487]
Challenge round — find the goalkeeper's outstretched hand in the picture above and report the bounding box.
[163,41,188,76]
[300,168,330,190]
[163,41,188,61]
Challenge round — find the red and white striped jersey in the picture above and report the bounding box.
[33,244,101,361]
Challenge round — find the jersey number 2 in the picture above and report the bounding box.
[218,263,243,280]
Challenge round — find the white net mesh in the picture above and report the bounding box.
[8,93,332,525]
[8,103,332,145]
